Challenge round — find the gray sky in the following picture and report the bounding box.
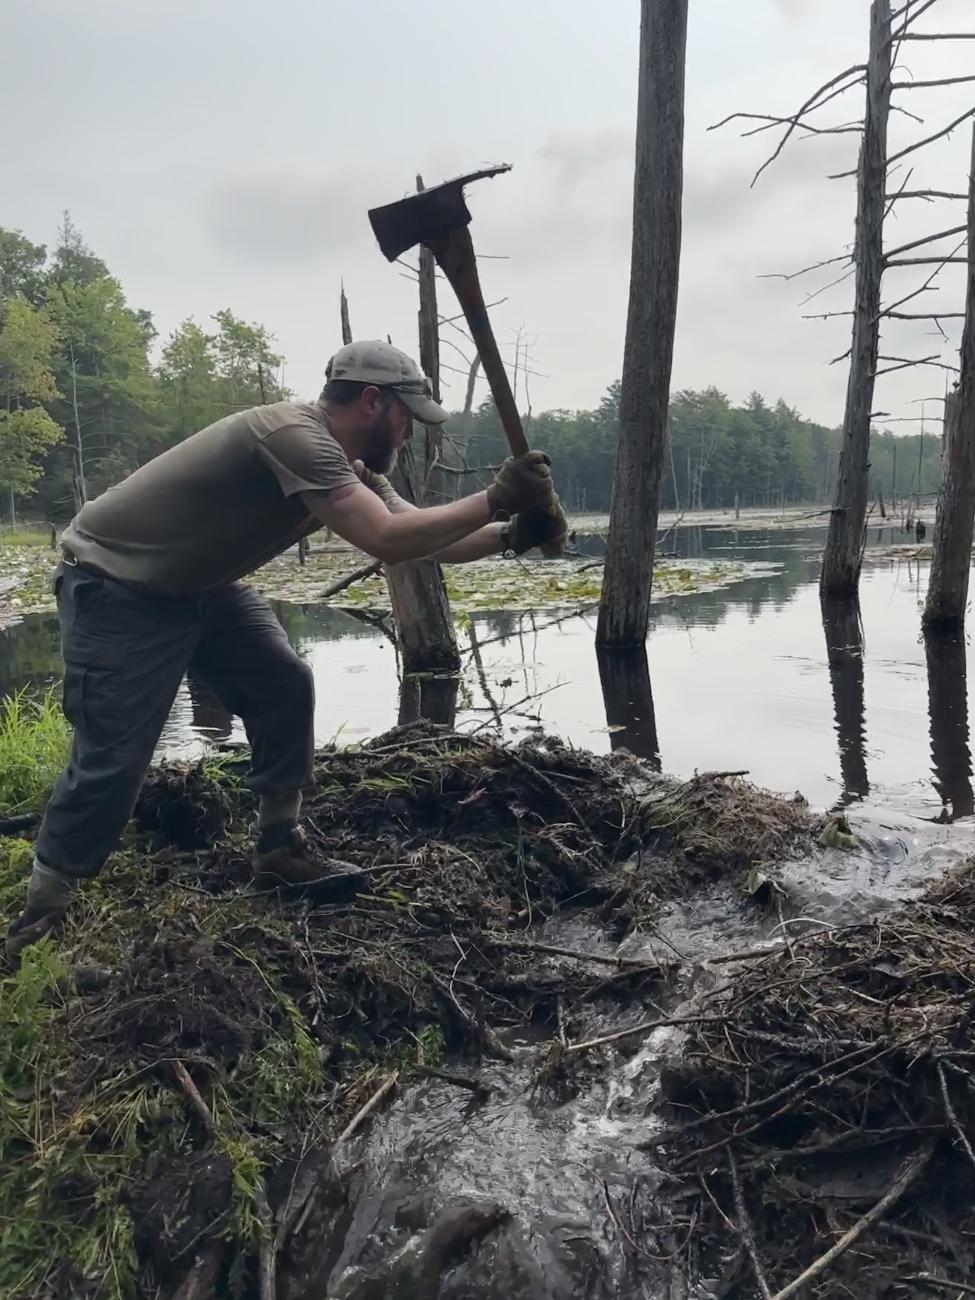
[4,0,973,427]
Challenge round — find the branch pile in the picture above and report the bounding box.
[651,867,975,1298]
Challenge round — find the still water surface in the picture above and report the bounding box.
[1,522,968,818]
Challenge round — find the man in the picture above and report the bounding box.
[6,340,564,960]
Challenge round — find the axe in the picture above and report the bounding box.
[368,166,567,557]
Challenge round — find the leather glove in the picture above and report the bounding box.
[505,503,569,555]
[486,451,554,517]
[5,862,78,964]
[353,460,406,512]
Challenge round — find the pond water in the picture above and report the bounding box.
[1,521,969,819]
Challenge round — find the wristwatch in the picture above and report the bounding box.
[500,524,517,559]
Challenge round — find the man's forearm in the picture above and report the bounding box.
[368,487,504,563]
[373,492,493,564]
[431,522,506,564]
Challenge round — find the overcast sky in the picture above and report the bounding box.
[4,0,973,428]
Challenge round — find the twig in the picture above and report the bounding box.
[936,1059,975,1171]
[566,1013,727,1055]
[172,1060,214,1134]
[320,558,383,599]
[334,1071,398,1147]
[767,1143,933,1300]
[414,1064,491,1094]
[728,1149,772,1300]
[906,1278,975,1297]
[738,65,868,187]
[491,936,671,971]
[885,224,968,260]
[254,1178,277,1300]
[887,106,975,166]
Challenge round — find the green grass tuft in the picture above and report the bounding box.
[0,689,70,815]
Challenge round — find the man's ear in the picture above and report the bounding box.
[359,385,384,417]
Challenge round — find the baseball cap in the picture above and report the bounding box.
[325,340,449,425]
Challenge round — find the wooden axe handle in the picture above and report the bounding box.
[425,226,566,557]
[425,226,530,457]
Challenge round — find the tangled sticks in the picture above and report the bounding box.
[648,868,975,1297]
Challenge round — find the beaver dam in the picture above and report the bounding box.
[2,723,975,1298]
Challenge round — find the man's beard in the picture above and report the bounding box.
[360,411,399,475]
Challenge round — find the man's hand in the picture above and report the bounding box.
[487,451,555,517]
[507,504,569,555]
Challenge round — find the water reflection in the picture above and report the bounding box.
[186,672,235,744]
[596,648,660,768]
[398,674,459,728]
[925,633,974,823]
[820,597,869,810]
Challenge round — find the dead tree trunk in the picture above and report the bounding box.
[596,0,687,648]
[820,0,891,598]
[922,125,975,632]
[382,177,460,680]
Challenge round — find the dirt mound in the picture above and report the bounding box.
[649,866,975,1298]
[0,726,815,1299]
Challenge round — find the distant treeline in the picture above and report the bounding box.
[453,385,944,513]
[0,218,944,522]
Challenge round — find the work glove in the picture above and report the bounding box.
[353,460,406,512]
[5,862,78,964]
[506,502,569,555]
[486,451,555,517]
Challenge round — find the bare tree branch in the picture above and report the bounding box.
[890,103,926,125]
[714,65,867,187]
[884,240,966,310]
[887,106,975,165]
[886,189,968,201]
[899,32,975,41]
[885,310,964,318]
[758,252,852,282]
[800,264,858,306]
[885,223,968,259]
[889,0,942,32]
[887,255,967,265]
[713,112,863,141]
[875,353,960,375]
[885,166,917,219]
[893,74,975,90]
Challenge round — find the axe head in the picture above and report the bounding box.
[368,164,511,262]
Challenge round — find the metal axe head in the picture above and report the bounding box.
[368,164,512,262]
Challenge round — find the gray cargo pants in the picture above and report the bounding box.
[36,563,315,879]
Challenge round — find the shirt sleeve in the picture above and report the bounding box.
[256,420,359,498]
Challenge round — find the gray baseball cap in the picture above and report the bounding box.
[325,340,449,425]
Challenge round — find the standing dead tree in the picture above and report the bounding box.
[383,178,460,680]
[596,0,688,649]
[822,0,892,598]
[923,123,975,631]
[714,0,974,600]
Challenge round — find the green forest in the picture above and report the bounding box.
[0,218,944,523]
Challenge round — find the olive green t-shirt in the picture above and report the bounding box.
[61,401,359,595]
